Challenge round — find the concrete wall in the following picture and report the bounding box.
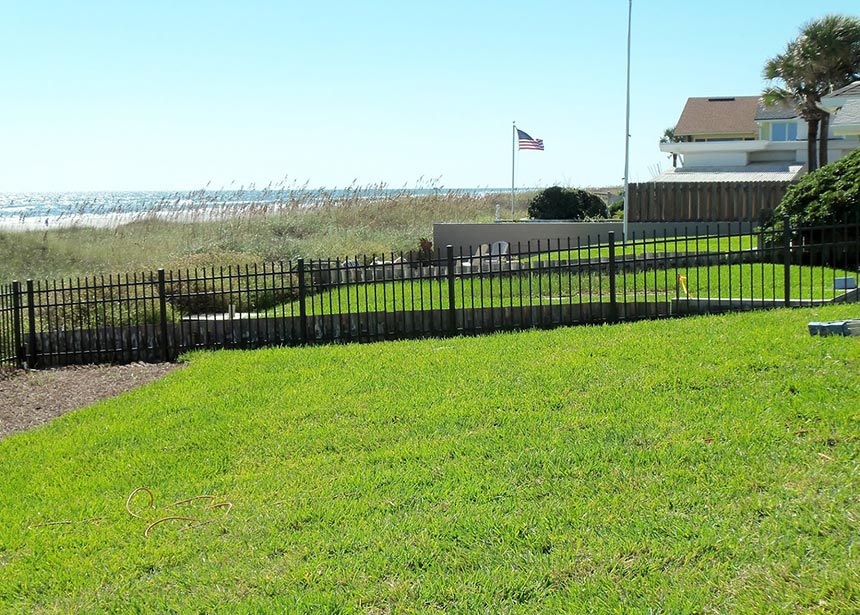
[433,220,753,253]
[434,221,621,254]
[684,150,748,167]
[27,302,672,368]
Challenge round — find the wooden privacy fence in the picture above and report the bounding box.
[627,181,792,223]
[1,218,858,369]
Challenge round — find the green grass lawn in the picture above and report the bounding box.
[270,264,855,317]
[529,233,759,261]
[1,307,859,613]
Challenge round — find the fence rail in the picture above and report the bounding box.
[1,218,858,370]
[627,181,792,223]
[0,282,21,370]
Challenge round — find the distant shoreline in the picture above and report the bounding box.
[0,187,516,232]
[0,208,277,232]
[0,212,145,232]
[0,186,619,233]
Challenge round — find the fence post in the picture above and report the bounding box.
[26,280,38,369]
[297,258,308,344]
[608,232,618,322]
[446,245,456,335]
[12,281,24,368]
[783,214,791,307]
[157,269,171,362]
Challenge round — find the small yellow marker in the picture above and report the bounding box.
[677,274,689,297]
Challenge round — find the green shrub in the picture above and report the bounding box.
[609,195,624,219]
[767,150,860,267]
[42,284,175,329]
[776,149,860,227]
[160,252,298,315]
[527,186,607,220]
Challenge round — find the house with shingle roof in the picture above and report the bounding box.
[657,87,860,183]
[820,81,860,137]
[673,96,761,142]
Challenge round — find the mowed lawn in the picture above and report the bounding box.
[1,307,858,614]
[280,264,855,318]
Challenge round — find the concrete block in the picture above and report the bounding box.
[823,321,848,336]
[809,320,860,336]
[808,322,825,336]
[843,320,860,336]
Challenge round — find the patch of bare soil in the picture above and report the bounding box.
[0,362,182,440]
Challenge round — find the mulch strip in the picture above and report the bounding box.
[0,362,181,440]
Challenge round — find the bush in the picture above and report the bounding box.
[776,149,860,227]
[609,195,624,219]
[527,187,607,220]
[161,253,298,315]
[768,150,860,267]
[43,285,175,330]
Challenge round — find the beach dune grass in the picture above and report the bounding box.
[0,306,858,612]
[0,189,532,283]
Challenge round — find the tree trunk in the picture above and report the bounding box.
[806,118,819,172]
[819,112,830,167]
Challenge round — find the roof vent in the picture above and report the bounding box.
[708,97,736,102]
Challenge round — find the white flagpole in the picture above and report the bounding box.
[622,0,632,241]
[511,121,516,219]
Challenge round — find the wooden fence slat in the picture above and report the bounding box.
[627,180,793,224]
[665,183,675,222]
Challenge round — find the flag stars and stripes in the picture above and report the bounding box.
[516,129,544,151]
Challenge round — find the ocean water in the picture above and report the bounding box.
[0,187,507,230]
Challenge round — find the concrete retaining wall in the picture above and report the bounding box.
[433,222,620,254]
[28,301,671,368]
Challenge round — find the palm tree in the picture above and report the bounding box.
[763,41,823,171]
[799,15,860,165]
[763,15,860,170]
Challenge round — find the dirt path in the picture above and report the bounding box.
[0,363,182,440]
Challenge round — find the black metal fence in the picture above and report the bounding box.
[1,218,858,370]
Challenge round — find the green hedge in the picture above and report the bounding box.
[776,149,860,227]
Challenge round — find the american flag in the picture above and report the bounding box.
[517,129,544,151]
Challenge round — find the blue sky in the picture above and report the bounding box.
[2,0,859,192]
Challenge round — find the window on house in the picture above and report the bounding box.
[771,122,798,141]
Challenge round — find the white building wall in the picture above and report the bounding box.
[683,150,748,167]
[828,142,860,161]
[748,150,798,163]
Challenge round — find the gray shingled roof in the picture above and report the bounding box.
[755,100,797,120]
[654,163,805,183]
[827,80,860,98]
[832,99,860,127]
